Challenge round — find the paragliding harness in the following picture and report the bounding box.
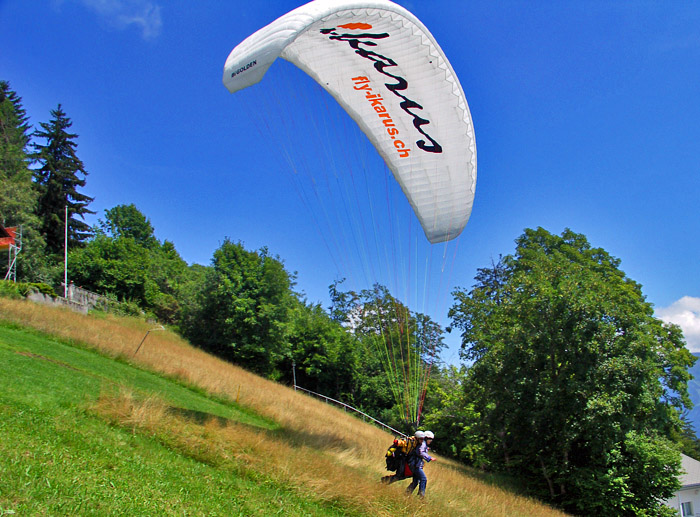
[385,436,419,479]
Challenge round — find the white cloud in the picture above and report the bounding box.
[656,296,700,352]
[79,0,162,39]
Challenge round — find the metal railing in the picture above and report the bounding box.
[293,385,407,438]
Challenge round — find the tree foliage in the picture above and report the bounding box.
[285,300,359,399]
[0,80,33,220]
[32,104,94,254]
[180,239,296,377]
[330,281,445,429]
[419,365,485,460]
[100,204,158,247]
[0,81,46,280]
[68,204,188,322]
[449,227,694,515]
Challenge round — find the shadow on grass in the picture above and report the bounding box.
[167,406,354,453]
[167,406,234,427]
[165,405,275,433]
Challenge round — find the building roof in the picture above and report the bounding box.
[680,454,700,488]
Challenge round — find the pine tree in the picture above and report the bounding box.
[0,80,46,280]
[32,104,94,254]
[0,80,30,141]
[1,80,34,223]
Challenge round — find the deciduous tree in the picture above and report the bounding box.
[182,240,295,376]
[100,204,157,247]
[285,300,359,400]
[449,227,694,515]
[330,281,445,429]
[69,205,188,322]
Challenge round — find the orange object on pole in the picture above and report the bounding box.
[0,226,16,251]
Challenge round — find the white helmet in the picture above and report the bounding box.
[414,431,426,439]
[425,431,434,439]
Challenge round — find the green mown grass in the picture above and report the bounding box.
[0,324,275,429]
[0,323,351,516]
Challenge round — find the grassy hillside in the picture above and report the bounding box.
[0,297,566,516]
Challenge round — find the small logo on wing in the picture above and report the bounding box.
[337,23,373,30]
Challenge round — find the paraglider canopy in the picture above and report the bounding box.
[223,0,476,244]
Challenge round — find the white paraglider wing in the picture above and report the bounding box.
[223,0,476,243]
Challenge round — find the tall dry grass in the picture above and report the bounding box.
[1,298,567,516]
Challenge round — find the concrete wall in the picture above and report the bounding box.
[27,291,88,314]
[65,283,106,310]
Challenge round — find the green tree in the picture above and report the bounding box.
[284,300,359,400]
[0,81,46,281]
[330,281,445,429]
[145,239,190,323]
[69,233,150,301]
[449,227,694,515]
[420,365,484,462]
[175,262,210,330]
[32,104,94,254]
[0,80,33,219]
[69,205,189,323]
[100,204,157,247]
[181,240,295,377]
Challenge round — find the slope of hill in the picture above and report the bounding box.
[0,297,565,516]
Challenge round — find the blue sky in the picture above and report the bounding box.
[2,0,699,357]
